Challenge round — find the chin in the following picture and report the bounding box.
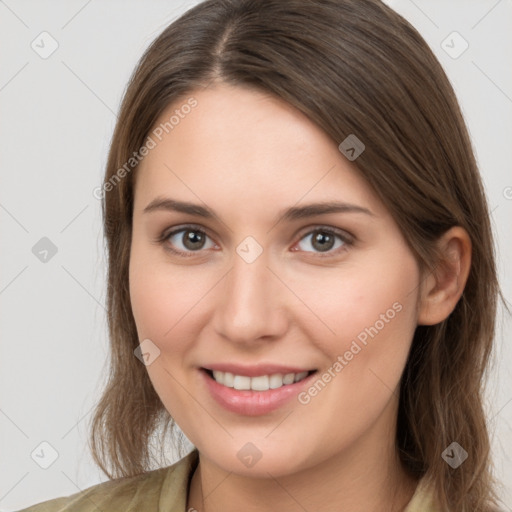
[199,437,318,478]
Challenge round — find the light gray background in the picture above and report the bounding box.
[0,1,511,510]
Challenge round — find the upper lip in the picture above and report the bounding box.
[202,363,316,377]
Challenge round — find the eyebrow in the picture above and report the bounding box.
[143,197,375,222]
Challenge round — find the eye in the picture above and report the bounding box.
[292,227,353,256]
[157,224,353,258]
[160,225,217,256]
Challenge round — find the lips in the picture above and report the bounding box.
[200,364,318,416]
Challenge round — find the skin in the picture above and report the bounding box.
[129,83,471,512]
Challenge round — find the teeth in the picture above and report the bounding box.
[283,373,295,385]
[294,371,308,382]
[250,375,269,391]
[210,370,310,391]
[233,375,251,390]
[223,372,234,387]
[269,374,283,389]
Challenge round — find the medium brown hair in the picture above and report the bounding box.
[89,1,505,510]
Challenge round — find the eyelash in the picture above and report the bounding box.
[156,224,354,259]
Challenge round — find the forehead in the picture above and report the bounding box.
[133,84,385,220]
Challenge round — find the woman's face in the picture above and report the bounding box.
[129,84,422,477]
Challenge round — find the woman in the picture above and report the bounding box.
[19,0,505,510]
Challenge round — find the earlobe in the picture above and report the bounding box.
[417,226,472,326]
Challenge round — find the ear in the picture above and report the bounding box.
[417,226,472,326]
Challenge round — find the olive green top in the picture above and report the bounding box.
[17,449,440,511]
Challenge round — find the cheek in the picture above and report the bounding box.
[129,263,176,341]
[128,246,214,358]
[289,253,419,447]
[128,248,208,427]
[292,248,419,370]
[129,234,186,339]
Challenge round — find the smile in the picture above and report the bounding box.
[207,369,313,391]
[200,366,318,416]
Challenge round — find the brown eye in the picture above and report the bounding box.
[311,230,336,252]
[295,228,352,255]
[181,229,207,250]
[164,227,216,255]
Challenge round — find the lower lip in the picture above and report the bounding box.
[201,369,317,416]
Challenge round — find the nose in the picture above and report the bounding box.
[212,246,289,346]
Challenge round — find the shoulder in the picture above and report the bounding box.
[16,450,199,512]
[404,476,441,512]
[404,477,507,512]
